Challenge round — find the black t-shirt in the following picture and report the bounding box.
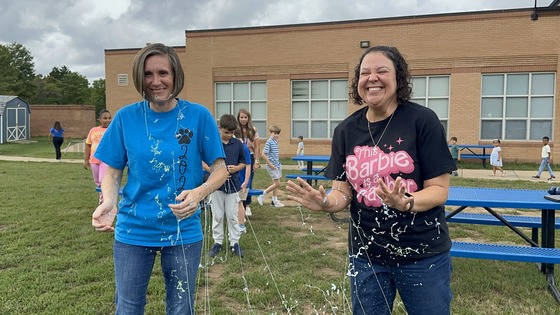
[325,101,456,264]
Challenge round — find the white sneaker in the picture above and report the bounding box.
[245,206,252,217]
[273,200,285,208]
[257,194,264,206]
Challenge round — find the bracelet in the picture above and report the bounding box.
[404,193,414,212]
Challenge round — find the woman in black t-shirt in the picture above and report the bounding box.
[286,46,456,315]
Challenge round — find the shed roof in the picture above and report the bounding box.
[0,95,22,116]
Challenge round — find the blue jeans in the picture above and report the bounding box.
[113,240,202,315]
[537,157,555,177]
[350,252,452,315]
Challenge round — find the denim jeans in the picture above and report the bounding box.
[52,136,63,159]
[113,240,202,315]
[537,157,555,177]
[350,252,452,315]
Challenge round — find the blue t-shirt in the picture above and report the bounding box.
[95,99,225,247]
[50,128,64,137]
[239,143,251,185]
[219,138,246,193]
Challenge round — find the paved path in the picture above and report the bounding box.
[0,155,83,164]
[0,155,550,182]
[283,164,543,182]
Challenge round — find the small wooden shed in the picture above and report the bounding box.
[0,95,31,144]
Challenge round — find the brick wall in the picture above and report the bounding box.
[30,105,96,139]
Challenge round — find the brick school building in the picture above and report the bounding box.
[104,5,560,162]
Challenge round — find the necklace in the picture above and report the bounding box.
[367,111,395,148]
[143,100,184,139]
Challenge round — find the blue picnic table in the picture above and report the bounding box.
[446,186,560,302]
[449,144,494,168]
[289,155,330,185]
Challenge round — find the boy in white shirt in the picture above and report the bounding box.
[532,136,556,181]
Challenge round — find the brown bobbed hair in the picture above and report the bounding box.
[132,43,185,99]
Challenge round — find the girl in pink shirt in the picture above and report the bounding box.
[84,110,112,204]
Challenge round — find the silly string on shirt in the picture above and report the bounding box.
[345,144,417,207]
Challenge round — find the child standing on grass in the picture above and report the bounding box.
[208,114,247,258]
[533,136,556,181]
[257,125,284,208]
[235,128,253,230]
[490,139,505,177]
[296,135,305,169]
[84,110,112,204]
[449,136,460,176]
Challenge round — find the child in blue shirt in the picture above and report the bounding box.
[208,114,247,257]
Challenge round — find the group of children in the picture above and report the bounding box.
[207,114,290,258]
[449,136,555,180]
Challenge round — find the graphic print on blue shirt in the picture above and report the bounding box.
[176,127,193,194]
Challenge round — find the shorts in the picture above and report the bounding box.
[265,165,282,180]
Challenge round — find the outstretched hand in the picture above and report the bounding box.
[374,176,414,212]
[285,177,329,211]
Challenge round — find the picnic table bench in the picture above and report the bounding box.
[446,211,560,243]
[300,167,326,174]
[451,241,560,264]
[290,155,330,185]
[285,173,330,187]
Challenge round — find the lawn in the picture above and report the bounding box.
[1,139,559,314]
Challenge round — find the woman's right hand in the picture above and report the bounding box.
[92,202,117,232]
[286,177,329,211]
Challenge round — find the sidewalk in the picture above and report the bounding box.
[454,168,540,182]
[283,164,547,182]
[0,155,83,164]
[0,155,551,182]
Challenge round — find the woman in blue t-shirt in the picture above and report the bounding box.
[48,121,64,160]
[91,43,227,314]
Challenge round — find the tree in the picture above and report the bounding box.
[0,42,107,106]
[32,66,89,104]
[59,72,89,104]
[30,74,62,104]
[89,79,106,115]
[0,42,36,100]
[48,66,71,81]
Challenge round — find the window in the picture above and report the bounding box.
[481,73,555,140]
[215,82,267,134]
[291,79,348,139]
[117,74,128,86]
[411,76,450,134]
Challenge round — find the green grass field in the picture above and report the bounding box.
[1,138,559,314]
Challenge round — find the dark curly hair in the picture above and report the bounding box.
[350,46,412,105]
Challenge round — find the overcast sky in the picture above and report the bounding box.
[0,0,543,83]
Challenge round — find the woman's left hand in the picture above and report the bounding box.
[169,189,201,220]
[375,176,414,212]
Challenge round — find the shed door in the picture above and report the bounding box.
[6,107,27,142]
